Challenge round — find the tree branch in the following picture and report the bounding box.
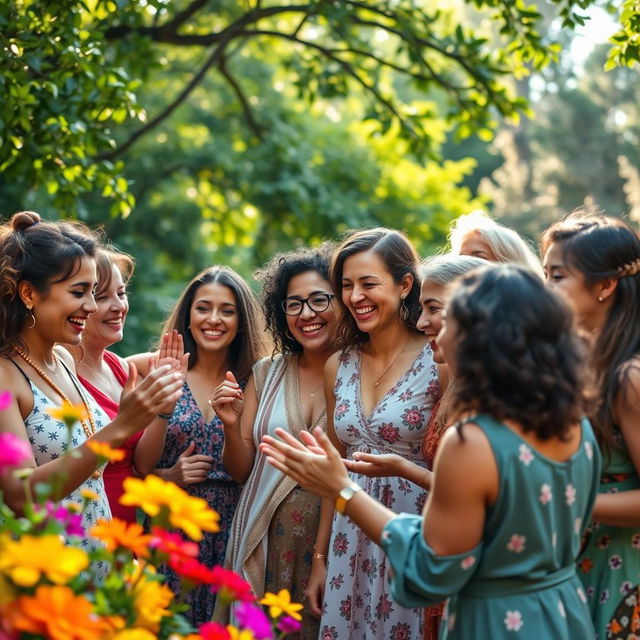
[218,56,264,140]
[161,0,209,32]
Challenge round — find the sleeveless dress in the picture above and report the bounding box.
[382,415,602,639]
[78,350,143,523]
[15,360,112,550]
[320,343,438,640]
[221,355,322,639]
[156,380,242,625]
[578,429,640,639]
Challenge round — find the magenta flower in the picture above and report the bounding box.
[235,602,274,639]
[278,616,302,633]
[0,432,31,471]
[0,391,12,410]
[38,501,85,537]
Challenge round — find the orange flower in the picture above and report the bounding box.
[131,574,174,632]
[90,518,151,558]
[6,584,107,640]
[86,441,126,462]
[46,401,89,429]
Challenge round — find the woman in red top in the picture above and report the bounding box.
[70,248,185,521]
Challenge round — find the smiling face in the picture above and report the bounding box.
[459,230,498,262]
[26,256,98,346]
[341,249,409,335]
[284,270,337,354]
[416,280,446,363]
[435,305,461,376]
[543,241,598,330]
[188,281,240,355]
[82,264,129,349]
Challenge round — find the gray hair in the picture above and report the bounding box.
[449,210,543,277]
[419,253,485,286]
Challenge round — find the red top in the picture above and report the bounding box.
[79,351,143,523]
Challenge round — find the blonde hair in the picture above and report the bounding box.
[449,210,543,277]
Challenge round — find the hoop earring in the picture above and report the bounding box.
[286,329,294,340]
[399,298,409,322]
[26,307,36,329]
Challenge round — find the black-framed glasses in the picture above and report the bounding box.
[282,293,335,316]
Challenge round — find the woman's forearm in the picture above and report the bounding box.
[593,490,640,527]
[222,429,255,484]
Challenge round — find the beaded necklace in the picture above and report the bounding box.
[14,346,101,479]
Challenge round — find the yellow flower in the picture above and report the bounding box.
[46,401,89,428]
[6,584,107,640]
[112,629,157,640]
[86,440,126,462]
[259,589,303,621]
[80,488,99,501]
[131,573,174,632]
[90,518,151,558]
[227,628,255,640]
[0,534,89,587]
[121,475,219,541]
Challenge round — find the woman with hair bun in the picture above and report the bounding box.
[0,212,183,550]
[213,244,338,638]
[262,264,600,640]
[542,211,640,639]
[450,209,543,276]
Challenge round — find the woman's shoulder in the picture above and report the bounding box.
[53,345,77,373]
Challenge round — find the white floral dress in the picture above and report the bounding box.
[382,414,601,639]
[320,344,438,640]
[18,363,112,551]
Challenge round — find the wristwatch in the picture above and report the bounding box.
[335,482,363,515]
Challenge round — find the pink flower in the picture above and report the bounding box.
[460,555,476,570]
[518,444,534,466]
[539,483,552,505]
[234,602,273,639]
[577,587,587,603]
[507,534,526,553]
[0,391,12,410]
[0,432,31,471]
[278,616,302,634]
[504,610,524,631]
[565,484,576,505]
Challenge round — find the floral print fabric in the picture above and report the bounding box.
[320,344,437,640]
[382,414,601,639]
[578,431,640,639]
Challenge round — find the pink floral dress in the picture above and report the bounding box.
[320,343,438,640]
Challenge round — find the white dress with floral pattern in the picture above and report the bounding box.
[320,343,437,640]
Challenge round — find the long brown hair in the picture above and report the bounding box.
[162,266,268,382]
[330,228,421,349]
[541,211,640,451]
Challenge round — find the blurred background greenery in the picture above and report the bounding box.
[1,0,638,353]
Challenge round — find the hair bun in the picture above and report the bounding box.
[11,211,41,232]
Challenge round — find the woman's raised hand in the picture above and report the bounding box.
[344,452,406,478]
[260,427,351,500]
[117,362,183,434]
[209,371,244,428]
[152,330,189,376]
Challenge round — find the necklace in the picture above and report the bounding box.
[14,347,101,479]
[308,381,324,398]
[368,336,412,387]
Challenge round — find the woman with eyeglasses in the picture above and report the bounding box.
[212,245,338,638]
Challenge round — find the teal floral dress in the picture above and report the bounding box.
[382,415,601,639]
[578,430,640,639]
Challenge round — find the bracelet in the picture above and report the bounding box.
[157,412,173,420]
[312,552,327,560]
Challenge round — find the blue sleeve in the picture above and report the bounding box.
[381,513,483,608]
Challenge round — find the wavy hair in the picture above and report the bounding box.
[449,210,543,276]
[0,211,98,357]
[330,228,421,348]
[94,246,135,297]
[541,211,640,451]
[448,264,589,440]
[255,243,335,356]
[161,266,268,382]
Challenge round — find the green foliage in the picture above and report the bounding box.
[606,0,640,69]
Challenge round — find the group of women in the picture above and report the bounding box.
[0,207,639,640]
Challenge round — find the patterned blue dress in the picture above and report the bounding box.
[382,415,601,639]
[18,363,112,550]
[156,381,242,625]
[320,343,438,640]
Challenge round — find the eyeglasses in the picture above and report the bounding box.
[282,293,335,316]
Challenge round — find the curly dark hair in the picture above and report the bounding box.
[448,264,589,440]
[541,210,640,452]
[330,228,422,348]
[255,243,335,355]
